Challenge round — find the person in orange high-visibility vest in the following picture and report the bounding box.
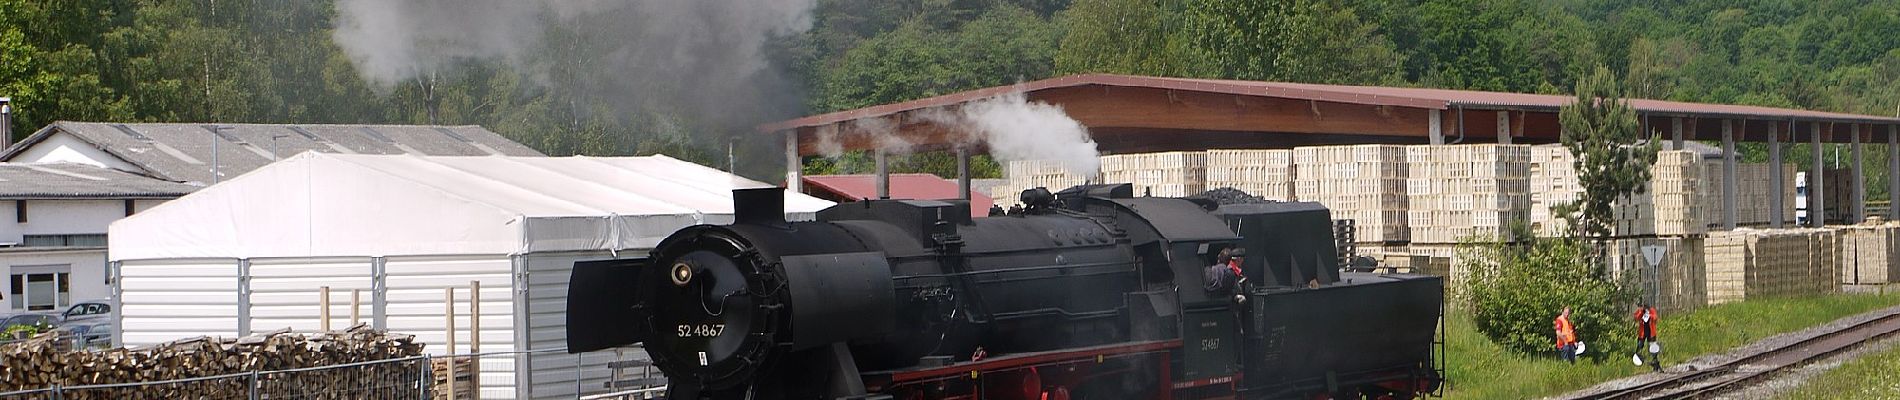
[1555,307,1578,364]
[1634,303,1661,371]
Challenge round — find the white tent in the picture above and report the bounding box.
[108,152,832,399]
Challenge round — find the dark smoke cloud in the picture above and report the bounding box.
[332,0,816,136]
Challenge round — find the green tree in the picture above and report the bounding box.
[1053,0,1209,77]
[1559,66,1658,269]
[1178,0,1400,84]
[1462,225,1632,357]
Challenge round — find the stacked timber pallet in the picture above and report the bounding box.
[0,325,424,399]
[1704,228,1841,305]
[1700,163,1795,226]
[1529,145,1583,236]
[1100,151,1208,198]
[1295,145,1409,243]
[1836,221,1900,285]
[1205,149,1294,201]
[995,159,1095,210]
[1651,151,1707,236]
[1405,144,1532,243]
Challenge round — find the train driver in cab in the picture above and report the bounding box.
[1205,247,1249,303]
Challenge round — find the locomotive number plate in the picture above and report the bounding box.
[677,324,726,338]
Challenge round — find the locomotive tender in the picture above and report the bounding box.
[568,184,1444,399]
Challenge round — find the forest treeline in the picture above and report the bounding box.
[1,0,1896,182]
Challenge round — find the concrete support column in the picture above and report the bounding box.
[1853,124,1866,223]
[1428,109,1444,145]
[1497,111,1512,144]
[1770,123,1784,228]
[874,147,889,199]
[1671,118,1684,149]
[1890,125,1899,219]
[784,130,802,192]
[1722,120,1739,230]
[1813,122,1827,226]
[956,147,972,200]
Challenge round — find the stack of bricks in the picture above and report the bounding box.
[1650,151,1706,236]
[1700,163,1796,227]
[1100,151,1207,198]
[1836,221,1900,285]
[1295,145,1409,243]
[1529,145,1651,237]
[1404,144,1532,243]
[1703,228,1841,305]
[994,159,1094,210]
[1529,145,1582,236]
[1604,236,1708,311]
[1205,149,1295,201]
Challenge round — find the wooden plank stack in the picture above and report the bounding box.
[1295,145,1409,242]
[1529,145,1582,236]
[1404,144,1532,243]
[1836,221,1900,285]
[0,325,425,399]
[1651,151,1706,236]
[1100,151,1208,198]
[431,357,475,400]
[1205,149,1294,201]
[1703,228,1841,305]
[1699,163,1795,226]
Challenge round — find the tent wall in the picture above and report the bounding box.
[521,251,649,399]
[117,258,241,346]
[384,254,517,399]
[248,257,374,332]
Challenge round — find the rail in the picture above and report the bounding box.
[1561,308,1900,400]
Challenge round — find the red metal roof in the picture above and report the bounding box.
[762,74,1900,133]
[802,174,994,218]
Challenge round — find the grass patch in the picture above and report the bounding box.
[1442,292,1900,400]
[1776,340,1900,399]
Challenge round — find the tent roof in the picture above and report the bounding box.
[108,152,832,260]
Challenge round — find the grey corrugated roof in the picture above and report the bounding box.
[0,122,545,184]
[0,163,201,199]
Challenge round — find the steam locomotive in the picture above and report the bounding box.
[567,184,1444,400]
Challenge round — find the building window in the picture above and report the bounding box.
[13,200,23,223]
[21,234,108,247]
[9,268,70,311]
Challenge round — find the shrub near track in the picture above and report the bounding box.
[1442,292,1900,400]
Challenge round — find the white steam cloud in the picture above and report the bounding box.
[925,91,1100,176]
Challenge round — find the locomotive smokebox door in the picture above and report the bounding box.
[566,258,649,353]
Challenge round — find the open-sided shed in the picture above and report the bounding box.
[107,152,832,399]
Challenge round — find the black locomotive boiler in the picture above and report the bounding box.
[567,184,1444,400]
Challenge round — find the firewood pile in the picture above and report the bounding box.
[0,324,425,399]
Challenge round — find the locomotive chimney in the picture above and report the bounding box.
[733,187,786,226]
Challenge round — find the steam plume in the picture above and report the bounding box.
[925,91,1100,175]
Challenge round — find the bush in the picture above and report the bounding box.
[1460,229,1635,360]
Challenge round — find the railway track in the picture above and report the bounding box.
[1562,309,1900,400]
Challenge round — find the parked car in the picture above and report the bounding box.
[0,313,57,340]
[60,300,113,323]
[53,321,113,349]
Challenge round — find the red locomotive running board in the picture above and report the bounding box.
[880,340,1182,383]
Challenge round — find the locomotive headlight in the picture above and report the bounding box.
[670,262,694,286]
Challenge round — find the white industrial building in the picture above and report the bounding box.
[0,163,197,313]
[107,152,832,399]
